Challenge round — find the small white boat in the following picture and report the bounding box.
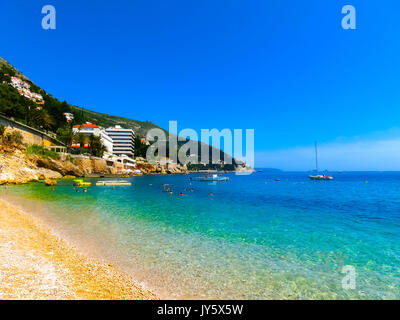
[309,175,333,181]
[95,180,132,186]
[309,142,333,181]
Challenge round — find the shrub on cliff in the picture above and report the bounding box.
[26,144,60,160]
[5,130,23,145]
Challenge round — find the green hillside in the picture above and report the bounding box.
[0,57,164,138]
[70,105,166,138]
[0,57,238,170]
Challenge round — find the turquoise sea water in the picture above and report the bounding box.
[2,172,400,299]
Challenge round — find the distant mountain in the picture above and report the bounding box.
[260,168,282,173]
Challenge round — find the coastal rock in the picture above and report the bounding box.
[36,168,63,180]
[44,179,57,186]
[36,158,84,177]
[61,160,84,176]
[133,159,188,175]
[73,157,110,175]
[0,152,40,184]
[166,163,188,174]
[0,150,78,184]
[134,160,156,174]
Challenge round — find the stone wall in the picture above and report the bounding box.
[0,114,60,147]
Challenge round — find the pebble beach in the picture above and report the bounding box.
[0,199,157,300]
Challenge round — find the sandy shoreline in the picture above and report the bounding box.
[0,199,157,300]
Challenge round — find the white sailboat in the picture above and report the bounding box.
[309,142,333,181]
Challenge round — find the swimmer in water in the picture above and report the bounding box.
[210,192,213,196]
[83,188,87,193]
[180,192,183,196]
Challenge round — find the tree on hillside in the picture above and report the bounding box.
[0,83,34,122]
[71,109,87,125]
[88,134,106,158]
[56,125,74,146]
[30,109,56,131]
[76,133,87,148]
[134,135,150,158]
[0,64,15,82]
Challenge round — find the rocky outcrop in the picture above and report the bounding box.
[36,168,63,180]
[134,158,188,175]
[73,158,110,175]
[35,158,84,177]
[134,158,156,174]
[0,144,189,186]
[0,150,62,185]
[166,163,188,174]
[44,179,57,186]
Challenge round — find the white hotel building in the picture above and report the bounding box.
[104,125,135,158]
[72,124,135,160]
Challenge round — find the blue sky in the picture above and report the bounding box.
[1,1,400,170]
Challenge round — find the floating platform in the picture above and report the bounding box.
[73,179,92,187]
[95,180,132,186]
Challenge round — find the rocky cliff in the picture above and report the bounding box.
[0,143,83,184]
[0,149,62,185]
[73,158,111,175]
[134,158,188,175]
[0,145,189,185]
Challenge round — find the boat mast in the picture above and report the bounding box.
[315,141,319,172]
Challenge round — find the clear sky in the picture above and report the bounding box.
[1,0,399,170]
